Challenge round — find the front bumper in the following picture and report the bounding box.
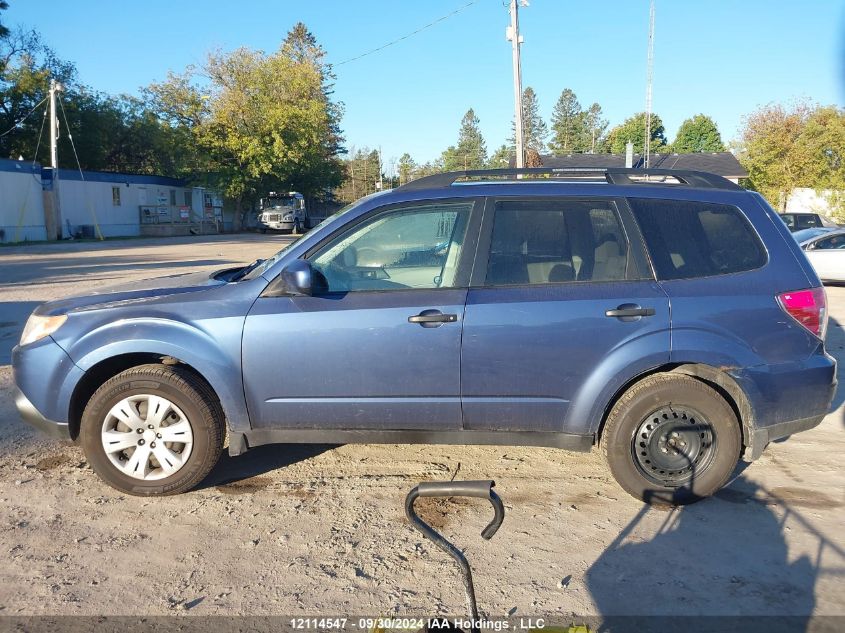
[14,387,71,440]
[263,223,294,231]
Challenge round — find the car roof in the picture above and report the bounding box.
[397,167,743,193]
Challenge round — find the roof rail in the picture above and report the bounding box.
[397,167,743,191]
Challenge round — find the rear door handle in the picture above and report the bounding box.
[605,304,655,319]
[408,309,458,327]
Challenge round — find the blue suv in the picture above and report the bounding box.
[13,168,837,504]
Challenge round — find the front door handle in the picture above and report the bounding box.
[408,309,458,327]
[605,304,655,320]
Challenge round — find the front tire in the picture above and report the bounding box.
[600,373,741,505]
[80,364,224,496]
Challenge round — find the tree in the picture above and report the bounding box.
[549,88,584,154]
[335,146,382,202]
[441,108,487,171]
[604,112,667,154]
[511,86,548,154]
[582,102,608,153]
[487,144,512,168]
[0,1,9,41]
[397,152,416,184]
[672,114,725,153]
[802,106,845,220]
[738,102,845,218]
[146,24,344,226]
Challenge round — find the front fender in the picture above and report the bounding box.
[59,317,250,432]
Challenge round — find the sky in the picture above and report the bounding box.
[7,1,845,170]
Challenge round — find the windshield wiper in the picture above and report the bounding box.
[231,258,265,281]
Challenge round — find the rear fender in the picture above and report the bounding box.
[566,330,671,436]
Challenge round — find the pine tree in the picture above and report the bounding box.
[397,152,416,184]
[582,103,608,153]
[488,144,513,169]
[442,108,488,171]
[510,87,548,153]
[549,89,583,154]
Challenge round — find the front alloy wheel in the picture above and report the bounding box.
[101,394,194,480]
[81,364,224,495]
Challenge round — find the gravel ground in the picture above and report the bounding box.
[0,235,843,620]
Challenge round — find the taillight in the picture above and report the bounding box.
[777,287,828,339]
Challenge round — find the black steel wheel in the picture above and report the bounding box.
[631,406,717,487]
[601,373,741,505]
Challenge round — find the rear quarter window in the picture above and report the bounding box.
[628,198,767,280]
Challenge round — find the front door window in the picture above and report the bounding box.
[310,202,472,293]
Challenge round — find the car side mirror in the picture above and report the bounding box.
[280,260,314,296]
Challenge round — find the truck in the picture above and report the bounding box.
[256,191,308,234]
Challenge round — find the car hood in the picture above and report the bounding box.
[35,269,228,317]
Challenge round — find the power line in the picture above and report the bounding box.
[57,93,104,240]
[335,1,479,66]
[0,96,48,138]
[31,100,48,171]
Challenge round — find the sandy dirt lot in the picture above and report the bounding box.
[0,235,843,623]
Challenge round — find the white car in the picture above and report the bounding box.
[800,228,845,283]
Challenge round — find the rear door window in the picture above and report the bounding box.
[628,198,767,280]
[485,199,630,285]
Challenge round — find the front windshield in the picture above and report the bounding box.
[242,199,365,280]
[266,196,296,209]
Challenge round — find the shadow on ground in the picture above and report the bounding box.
[584,466,845,631]
[198,443,335,491]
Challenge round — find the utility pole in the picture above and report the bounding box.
[507,0,525,169]
[49,79,61,170]
[45,78,64,240]
[377,146,384,191]
[643,0,655,169]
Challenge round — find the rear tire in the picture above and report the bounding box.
[80,364,224,496]
[600,373,741,505]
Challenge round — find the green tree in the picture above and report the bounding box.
[0,1,9,41]
[605,112,667,154]
[146,24,344,226]
[549,88,584,154]
[397,152,416,184]
[488,144,512,168]
[511,86,548,153]
[441,108,487,171]
[672,114,725,153]
[738,102,845,219]
[336,147,382,202]
[582,102,608,153]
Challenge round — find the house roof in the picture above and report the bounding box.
[524,152,748,179]
[0,158,186,187]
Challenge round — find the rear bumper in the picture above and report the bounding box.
[745,413,826,460]
[736,350,836,460]
[14,387,71,440]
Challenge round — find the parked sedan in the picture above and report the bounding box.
[792,227,836,244]
[801,228,845,283]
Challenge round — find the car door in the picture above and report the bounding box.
[242,199,480,430]
[806,233,845,281]
[460,196,670,433]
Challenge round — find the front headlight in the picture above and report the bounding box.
[20,314,67,346]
